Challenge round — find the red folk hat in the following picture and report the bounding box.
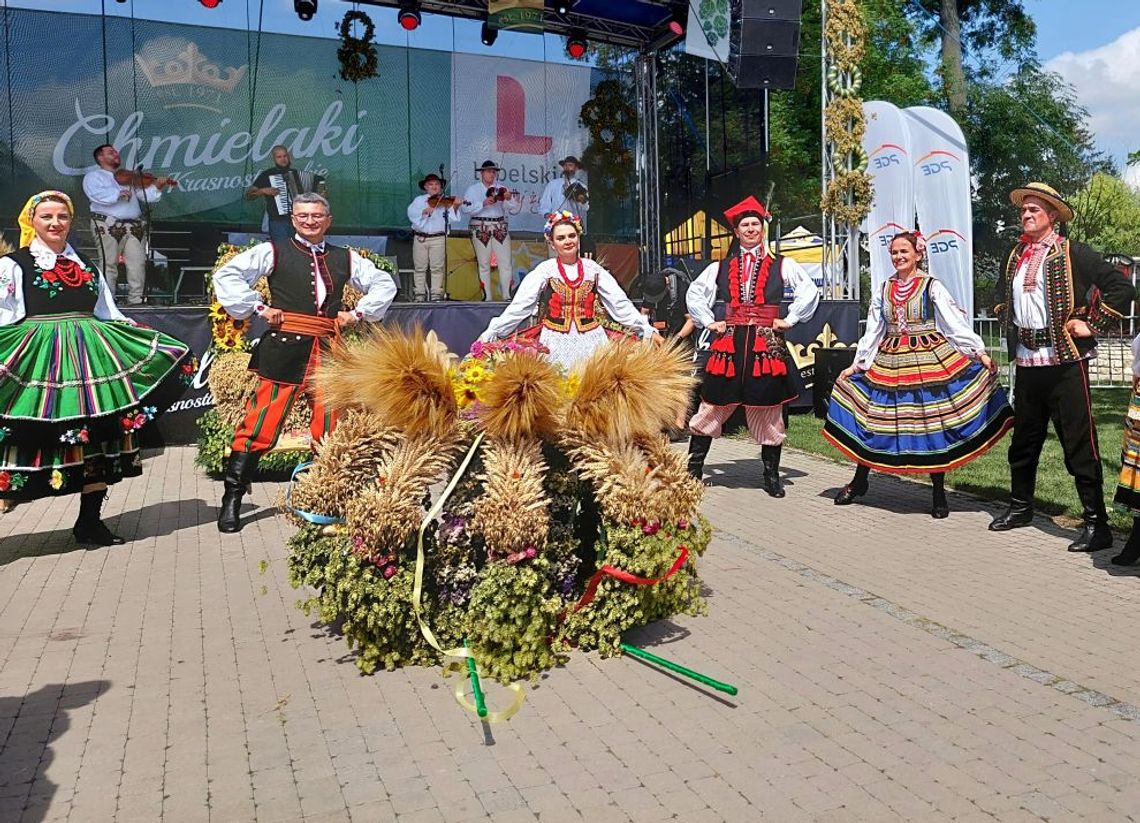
[723,195,770,227]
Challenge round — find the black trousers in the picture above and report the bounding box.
[1008,360,1102,501]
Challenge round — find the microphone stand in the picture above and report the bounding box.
[439,162,451,301]
[134,164,160,305]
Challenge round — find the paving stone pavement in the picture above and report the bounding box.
[2,441,1140,822]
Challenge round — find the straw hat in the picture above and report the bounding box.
[1010,182,1075,223]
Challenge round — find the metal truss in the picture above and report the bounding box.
[635,53,661,280]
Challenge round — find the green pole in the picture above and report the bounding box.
[463,639,488,718]
[620,643,739,696]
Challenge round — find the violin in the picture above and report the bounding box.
[485,186,516,202]
[114,167,178,190]
[426,194,464,209]
[563,180,589,204]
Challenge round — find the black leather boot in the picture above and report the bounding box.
[930,473,949,519]
[1067,480,1113,552]
[1112,518,1140,566]
[760,444,785,498]
[687,435,712,481]
[218,451,260,533]
[72,490,125,546]
[835,464,870,505]
[989,498,1034,531]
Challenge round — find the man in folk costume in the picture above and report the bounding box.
[212,193,397,533]
[989,182,1133,551]
[685,196,819,495]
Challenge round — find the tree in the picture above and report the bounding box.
[965,63,1110,275]
[909,0,1035,115]
[1069,172,1140,256]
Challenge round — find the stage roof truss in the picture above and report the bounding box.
[347,0,688,50]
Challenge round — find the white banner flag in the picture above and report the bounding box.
[903,106,974,317]
[684,4,731,63]
[862,101,915,295]
[451,54,592,234]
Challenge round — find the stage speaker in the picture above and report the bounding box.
[812,347,856,419]
[728,0,802,90]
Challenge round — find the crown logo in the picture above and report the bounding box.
[135,43,247,94]
[787,322,851,371]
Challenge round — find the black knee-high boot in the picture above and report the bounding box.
[760,444,785,498]
[835,464,870,505]
[72,490,125,546]
[1112,517,1140,566]
[931,473,949,519]
[687,435,712,481]
[218,451,261,533]
[1068,479,1113,553]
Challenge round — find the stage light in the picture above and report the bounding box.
[554,0,576,15]
[398,0,421,31]
[293,0,316,21]
[566,29,587,59]
[481,20,498,46]
[668,8,686,36]
[198,0,223,7]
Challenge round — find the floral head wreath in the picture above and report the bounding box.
[544,210,584,239]
[18,190,74,248]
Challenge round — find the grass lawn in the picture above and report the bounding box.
[784,387,1135,531]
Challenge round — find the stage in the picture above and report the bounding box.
[124,300,861,445]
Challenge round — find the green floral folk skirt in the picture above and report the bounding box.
[0,313,194,501]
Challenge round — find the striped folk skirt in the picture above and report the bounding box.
[1114,391,1140,513]
[823,330,1013,473]
[0,312,193,501]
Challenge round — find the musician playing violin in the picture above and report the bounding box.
[539,155,589,238]
[83,143,175,305]
[407,172,459,302]
[461,160,516,301]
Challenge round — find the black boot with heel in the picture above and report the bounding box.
[760,444,786,498]
[835,464,870,506]
[217,451,261,533]
[687,435,712,482]
[931,473,949,519]
[1112,518,1140,566]
[1067,479,1113,553]
[72,490,125,546]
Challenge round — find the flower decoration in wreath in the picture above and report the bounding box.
[338,10,379,83]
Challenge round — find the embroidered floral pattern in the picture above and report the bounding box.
[0,426,10,442]
[49,470,66,490]
[179,358,198,386]
[0,471,27,492]
[120,407,155,432]
[59,426,90,445]
[32,257,98,299]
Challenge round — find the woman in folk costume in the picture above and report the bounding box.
[824,231,1012,517]
[1110,335,1140,566]
[478,210,659,369]
[685,195,819,496]
[0,191,194,544]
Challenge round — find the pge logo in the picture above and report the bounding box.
[873,153,901,170]
[869,143,907,171]
[927,229,966,255]
[921,160,954,176]
[916,150,961,177]
[929,238,959,253]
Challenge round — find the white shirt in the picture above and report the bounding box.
[1010,254,1060,367]
[0,238,129,326]
[853,276,984,370]
[82,167,163,220]
[407,194,457,235]
[460,182,507,220]
[686,252,820,330]
[212,237,397,322]
[480,257,653,341]
[539,175,590,223]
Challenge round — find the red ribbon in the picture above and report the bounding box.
[561,546,690,622]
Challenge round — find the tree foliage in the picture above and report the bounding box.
[1069,172,1140,256]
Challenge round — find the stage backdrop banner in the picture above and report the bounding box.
[904,106,974,317]
[450,53,593,234]
[0,8,608,232]
[862,101,915,295]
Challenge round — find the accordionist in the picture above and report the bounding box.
[247,145,327,242]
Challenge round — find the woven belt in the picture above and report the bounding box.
[1017,327,1052,350]
[469,217,506,223]
[91,213,142,224]
[278,311,340,338]
[726,304,779,327]
[415,231,445,239]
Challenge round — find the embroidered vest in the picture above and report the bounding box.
[268,240,350,318]
[715,254,785,306]
[1000,237,1081,362]
[540,272,601,334]
[8,248,102,318]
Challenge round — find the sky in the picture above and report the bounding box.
[7,0,1139,172]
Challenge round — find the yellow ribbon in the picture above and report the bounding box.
[412,430,526,722]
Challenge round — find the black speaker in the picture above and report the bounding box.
[812,347,856,419]
[728,0,803,90]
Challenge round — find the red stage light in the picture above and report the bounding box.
[566,31,587,59]
[668,20,684,36]
[398,1,421,31]
[199,0,222,6]
[668,9,685,36]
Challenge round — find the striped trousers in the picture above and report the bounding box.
[230,377,338,454]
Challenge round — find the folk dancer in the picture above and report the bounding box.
[83,143,176,305]
[1109,334,1140,566]
[825,231,1013,518]
[212,193,397,533]
[540,156,589,235]
[246,145,328,243]
[685,196,819,496]
[478,211,659,371]
[0,191,193,544]
[407,173,460,302]
[461,160,514,301]
[988,182,1133,552]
